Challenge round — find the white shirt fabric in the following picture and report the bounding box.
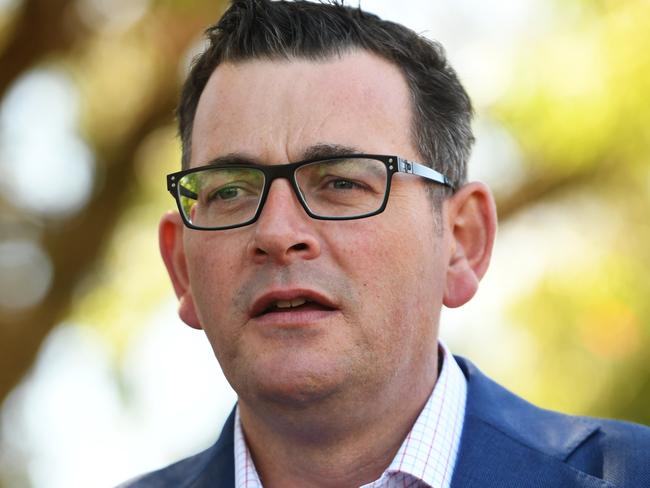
[234,341,467,488]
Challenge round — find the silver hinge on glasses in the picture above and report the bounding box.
[397,157,413,174]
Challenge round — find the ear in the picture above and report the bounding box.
[443,182,497,308]
[159,211,202,329]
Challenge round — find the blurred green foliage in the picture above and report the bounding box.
[498,0,650,424]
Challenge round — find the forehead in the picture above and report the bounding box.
[190,50,417,166]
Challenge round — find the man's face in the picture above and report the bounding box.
[175,51,453,410]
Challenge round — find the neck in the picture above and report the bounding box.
[238,348,439,488]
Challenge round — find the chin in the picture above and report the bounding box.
[249,362,345,408]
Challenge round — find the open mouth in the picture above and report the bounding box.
[259,298,335,316]
[251,294,337,318]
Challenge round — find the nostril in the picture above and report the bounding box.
[291,243,309,252]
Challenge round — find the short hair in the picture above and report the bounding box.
[177,0,474,191]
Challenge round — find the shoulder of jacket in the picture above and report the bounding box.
[115,445,218,488]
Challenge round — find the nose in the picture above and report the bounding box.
[247,179,321,265]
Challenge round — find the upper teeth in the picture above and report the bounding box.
[275,298,308,309]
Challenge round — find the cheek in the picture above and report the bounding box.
[326,219,421,329]
[184,235,246,327]
[329,202,438,290]
[326,220,396,282]
[328,205,443,333]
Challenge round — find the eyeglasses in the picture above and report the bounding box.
[167,154,454,231]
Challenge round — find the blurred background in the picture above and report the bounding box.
[0,0,648,486]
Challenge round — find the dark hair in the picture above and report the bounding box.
[177,0,474,191]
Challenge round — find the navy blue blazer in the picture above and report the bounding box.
[120,357,650,487]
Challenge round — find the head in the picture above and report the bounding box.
[160,0,496,424]
[177,0,474,191]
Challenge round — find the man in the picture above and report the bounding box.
[122,1,650,487]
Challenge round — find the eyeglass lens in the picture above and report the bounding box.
[176,157,389,229]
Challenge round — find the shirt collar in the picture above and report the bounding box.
[234,341,467,488]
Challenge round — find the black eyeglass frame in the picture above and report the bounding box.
[166,154,455,231]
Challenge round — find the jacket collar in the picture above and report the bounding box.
[451,356,613,488]
[188,408,235,488]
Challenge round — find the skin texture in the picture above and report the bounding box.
[160,50,497,487]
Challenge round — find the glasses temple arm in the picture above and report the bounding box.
[396,157,454,190]
[179,185,198,200]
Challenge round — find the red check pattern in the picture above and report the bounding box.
[234,341,467,488]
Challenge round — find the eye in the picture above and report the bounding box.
[330,179,361,190]
[213,186,241,200]
[323,177,374,194]
[206,183,257,203]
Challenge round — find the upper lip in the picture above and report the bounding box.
[249,289,338,318]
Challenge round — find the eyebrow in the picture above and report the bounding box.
[301,143,362,161]
[204,143,363,167]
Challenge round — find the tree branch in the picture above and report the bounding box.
[0,2,226,407]
[0,0,85,98]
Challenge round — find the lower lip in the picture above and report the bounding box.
[251,307,339,328]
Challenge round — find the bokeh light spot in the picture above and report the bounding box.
[0,239,53,310]
[0,69,95,218]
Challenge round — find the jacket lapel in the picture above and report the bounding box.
[450,414,613,488]
[451,357,613,488]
